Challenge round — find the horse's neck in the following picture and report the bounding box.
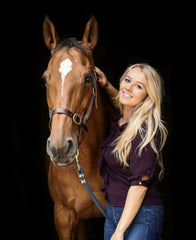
[97,83,115,125]
[83,85,115,151]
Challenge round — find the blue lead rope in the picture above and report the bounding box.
[75,150,115,228]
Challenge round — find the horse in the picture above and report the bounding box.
[42,16,115,240]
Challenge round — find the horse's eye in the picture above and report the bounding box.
[85,75,93,84]
[42,75,47,83]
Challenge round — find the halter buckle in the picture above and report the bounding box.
[73,113,82,125]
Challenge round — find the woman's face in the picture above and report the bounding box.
[119,67,148,110]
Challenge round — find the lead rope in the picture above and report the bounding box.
[75,150,115,228]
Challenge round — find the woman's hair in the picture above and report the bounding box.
[113,63,168,181]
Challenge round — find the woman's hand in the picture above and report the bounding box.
[95,66,109,88]
[110,230,124,240]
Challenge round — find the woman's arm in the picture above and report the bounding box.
[111,185,148,240]
[95,66,119,108]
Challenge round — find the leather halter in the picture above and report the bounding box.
[48,69,97,146]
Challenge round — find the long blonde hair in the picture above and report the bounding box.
[113,63,168,180]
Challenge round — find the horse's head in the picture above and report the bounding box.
[43,16,98,168]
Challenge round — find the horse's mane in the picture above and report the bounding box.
[53,37,89,59]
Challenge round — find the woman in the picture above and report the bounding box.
[95,63,168,240]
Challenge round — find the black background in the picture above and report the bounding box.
[8,1,193,239]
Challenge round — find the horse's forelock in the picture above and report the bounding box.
[52,37,89,59]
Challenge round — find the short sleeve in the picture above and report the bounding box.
[128,135,157,188]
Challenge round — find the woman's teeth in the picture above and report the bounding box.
[123,92,131,98]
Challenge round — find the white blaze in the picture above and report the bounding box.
[59,58,72,96]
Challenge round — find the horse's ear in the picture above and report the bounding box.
[82,15,98,50]
[43,16,61,53]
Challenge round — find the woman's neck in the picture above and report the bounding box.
[119,107,133,126]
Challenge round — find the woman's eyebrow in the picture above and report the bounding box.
[125,75,145,86]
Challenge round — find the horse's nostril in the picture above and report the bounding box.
[66,139,76,156]
[47,139,50,147]
[47,139,51,154]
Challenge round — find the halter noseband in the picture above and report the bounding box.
[49,108,88,132]
[48,69,97,147]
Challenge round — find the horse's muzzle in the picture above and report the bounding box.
[46,137,77,168]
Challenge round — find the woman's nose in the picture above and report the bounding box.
[125,83,133,91]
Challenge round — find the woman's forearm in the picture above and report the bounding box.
[95,66,119,108]
[111,185,148,239]
[104,81,119,108]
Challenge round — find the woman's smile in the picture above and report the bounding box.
[122,91,132,98]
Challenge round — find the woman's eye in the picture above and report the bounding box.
[125,78,131,83]
[136,84,142,89]
[85,75,93,83]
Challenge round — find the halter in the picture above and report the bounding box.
[48,69,97,147]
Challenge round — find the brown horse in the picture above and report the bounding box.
[42,16,114,240]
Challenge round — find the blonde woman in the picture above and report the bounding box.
[95,63,168,240]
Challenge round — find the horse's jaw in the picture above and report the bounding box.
[51,159,76,168]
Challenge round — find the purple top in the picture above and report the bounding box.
[99,112,163,206]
